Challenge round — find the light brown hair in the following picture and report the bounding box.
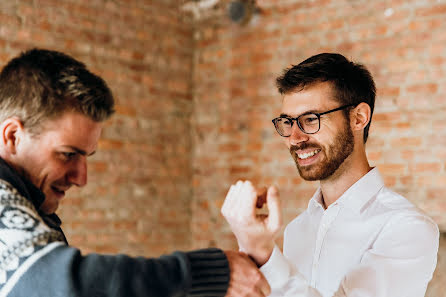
[0,48,115,133]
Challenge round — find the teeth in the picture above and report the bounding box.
[297,149,319,159]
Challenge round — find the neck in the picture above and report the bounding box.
[319,148,371,209]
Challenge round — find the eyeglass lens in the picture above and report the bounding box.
[275,113,320,136]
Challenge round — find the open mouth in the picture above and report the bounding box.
[297,149,321,160]
[51,186,66,197]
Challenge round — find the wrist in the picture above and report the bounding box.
[240,243,274,267]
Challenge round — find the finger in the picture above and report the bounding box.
[233,180,244,201]
[259,275,271,297]
[229,181,244,211]
[252,270,271,297]
[233,180,247,216]
[266,186,282,232]
[221,185,235,215]
[251,285,268,297]
[239,181,258,218]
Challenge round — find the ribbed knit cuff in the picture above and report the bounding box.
[185,248,230,297]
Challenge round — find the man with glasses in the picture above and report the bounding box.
[222,53,439,297]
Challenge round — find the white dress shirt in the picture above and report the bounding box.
[260,168,439,297]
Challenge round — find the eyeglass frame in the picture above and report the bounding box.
[271,104,356,137]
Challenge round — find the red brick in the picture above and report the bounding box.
[391,137,422,147]
[97,139,124,150]
[377,87,400,97]
[413,163,442,173]
[378,164,406,175]
[400,150,415,160]
[367,151,382,162]
[406,83,438,94]
[373,112,401,122]
[416,4,446,17]
[219,143,241,152]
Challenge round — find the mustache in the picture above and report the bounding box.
[290,142,321,152]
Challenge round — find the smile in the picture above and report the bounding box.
[297,149,321,160]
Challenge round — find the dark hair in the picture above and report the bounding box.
[0,48,115,133]
[276,53,376,143]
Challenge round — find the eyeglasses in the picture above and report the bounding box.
[272,104,355,137]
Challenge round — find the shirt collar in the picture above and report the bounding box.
[0,157,62,228]
[307,168,385,215]
[308,187,324,214]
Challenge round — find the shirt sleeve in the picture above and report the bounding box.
[7,245,230,297]
[0,179,230,297]
[261,214,439,297]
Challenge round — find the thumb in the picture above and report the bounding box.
[266,185,282,232]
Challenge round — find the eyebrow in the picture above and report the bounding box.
[64,146,96,157]
[280,110,320,118]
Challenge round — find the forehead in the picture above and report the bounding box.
[281,81,339,116]
[36,112,103,153]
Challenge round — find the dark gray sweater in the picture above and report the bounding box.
[0,158,230,296]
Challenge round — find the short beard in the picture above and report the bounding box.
[290,123,354,181]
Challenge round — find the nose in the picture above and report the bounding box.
[68,158,88,187]
[289,122,309,146]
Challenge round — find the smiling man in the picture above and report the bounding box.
[8,111,100,214]
[222,53,439,297]
[0,49,270,297]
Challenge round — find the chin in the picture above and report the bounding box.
[298,172,324,181]
[40,202,59,215]
[297,165,335,181]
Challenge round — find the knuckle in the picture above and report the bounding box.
[253,271,263,283]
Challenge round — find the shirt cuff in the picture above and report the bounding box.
[185,248,230,297]
[260,245,291,289]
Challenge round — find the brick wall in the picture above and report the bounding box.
[1,0,445,294]
[190,0,446,294]
[0,0,195,257]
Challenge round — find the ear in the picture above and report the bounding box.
[350,103,371,132]
[1,118,24,155]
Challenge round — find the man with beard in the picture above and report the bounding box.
[221,53,439,297]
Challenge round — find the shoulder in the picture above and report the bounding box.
[372,187,439,254]
[0,179,66,292]
[375,186,437,232]
[375,187,435,225]
[375,187,417,210]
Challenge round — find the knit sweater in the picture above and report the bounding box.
[0,158,230,297]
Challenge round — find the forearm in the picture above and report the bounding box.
[6,246,230,297]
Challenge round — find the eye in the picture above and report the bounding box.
[61,152,77,161]
[281,118,293,127]
[303,115,318,125]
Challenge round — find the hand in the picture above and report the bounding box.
[221,181,282,266]
[224,250,271,297]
